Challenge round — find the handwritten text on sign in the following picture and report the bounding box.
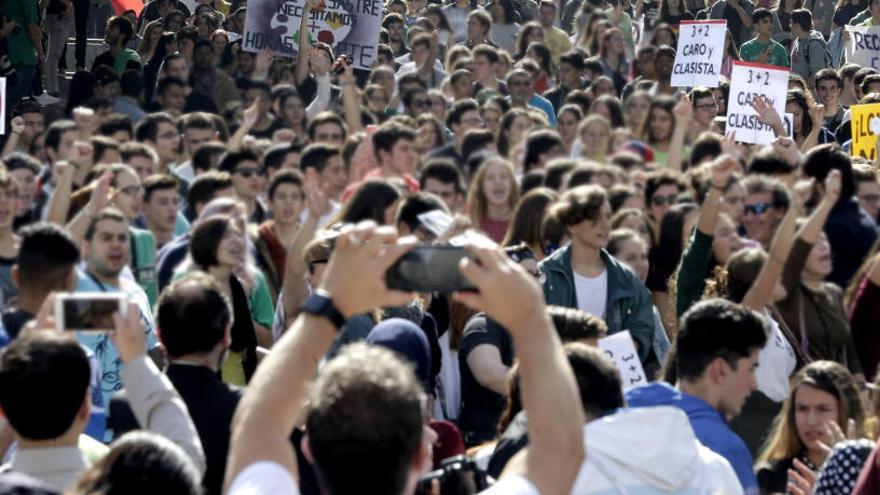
[671,20,727,88]
[850,103,880,161]
[598,331,646,391]
[725,61,789,145]
[242,0,382,69]
[846,25,880,70]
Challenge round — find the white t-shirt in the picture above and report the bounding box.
[228,462,300,495]
[228,462,540,495]
[756,309,798,402]
[573,270,608,319]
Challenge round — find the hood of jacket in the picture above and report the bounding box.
[574,406,707,492]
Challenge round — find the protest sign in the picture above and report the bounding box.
[846,25,880,70]
[598,331,647,391]
[671,20,726,88]
[725,61,789,145]
[851,103,880,161]
[242,0,382,70]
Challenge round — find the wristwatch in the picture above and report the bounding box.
[300,290,347,331]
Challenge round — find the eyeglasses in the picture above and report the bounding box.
[650,193,678,207]
[119,185,143,196]
[235,166,259,178]
[696,103,719,111]
[744,202,773,215]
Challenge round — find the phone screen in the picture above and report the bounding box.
[59,298,122,332]
[386,246,477,293]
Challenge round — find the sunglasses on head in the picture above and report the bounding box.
[744,202,773,215]
[650,194,678,207]
[235,167,259,178]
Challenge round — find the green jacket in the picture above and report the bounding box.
[130,227,157,307]
[539,245,654,363]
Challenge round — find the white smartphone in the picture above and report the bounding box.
[871,116,880,136]
[54,293,127,333]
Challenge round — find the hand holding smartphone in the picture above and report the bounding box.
[55,293,128,333]
[386,246,477,293]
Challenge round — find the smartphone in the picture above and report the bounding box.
[55,293,127,333]
[333,56,352,75]
[386,246,477,293]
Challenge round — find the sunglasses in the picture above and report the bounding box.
[235,167,259,178]
[744,202,773,215]
[650,193,678,207]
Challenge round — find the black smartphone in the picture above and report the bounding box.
[333,56,352,75]
[386,246,477,293]
[55,293,127,333]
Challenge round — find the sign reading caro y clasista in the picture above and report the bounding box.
[671,20,726,88]
[242,0,382,70]
[725,61,790,145]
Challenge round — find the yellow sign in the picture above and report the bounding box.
[851,103,880,161]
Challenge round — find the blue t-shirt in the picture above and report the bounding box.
[74,269,159,441]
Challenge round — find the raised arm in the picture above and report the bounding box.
[675,156,737,316]
[800,103,826,153]
[280,173,330,328]
[229,99,260,149]
[751,95,787,138]
[225,223,417,489]
[456,243,585,495]
[666,94,692,173]
[295,0,321,85]
[65,172,113,245]
[338,56,363,134]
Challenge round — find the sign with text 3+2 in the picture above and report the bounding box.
[597,331,646,391]
[671,20,726,88]
[242,0,382,70]
[725,61,789,145]
[845,25,880,71]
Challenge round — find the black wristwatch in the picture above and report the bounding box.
[300,290,347,331]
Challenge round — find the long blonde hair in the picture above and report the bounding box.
[757,361,869,464]
[467,157,520,225]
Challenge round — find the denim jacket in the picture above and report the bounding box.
[540,245,655,363]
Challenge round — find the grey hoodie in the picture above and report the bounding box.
[791,30,829,81]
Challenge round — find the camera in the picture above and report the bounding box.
[333,55,353,75]
[415,455,488,495]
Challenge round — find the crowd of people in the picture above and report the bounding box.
[6,0,880,493]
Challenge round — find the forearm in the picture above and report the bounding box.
[65,208,93,245]
[295,10,311,84]
[281,215,320,322]
[121,356,207,474]
[800,197,834,243]
[229,122,254,148]
[666,125,687,173]
[341,77,363,133]
[743,206,797,310]
[28,25,44,59]
[800,127,821,153]
[512,312,585,494]
[2,132,19,156]
[697,188,723,234]
[227,313,337,486]
[46,180,73,226]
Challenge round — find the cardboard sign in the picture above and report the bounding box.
[725,61,789,145]
[671,20,727,88]
[598,331,647,391]
[242,0,382,69]
[851,103,880,161]
[846,25,880,70]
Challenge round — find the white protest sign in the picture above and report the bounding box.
[671,20,727,88]
[242,0,382,69]
[597,331,647,391]
[846,25,880,70]
[725,61,789,145]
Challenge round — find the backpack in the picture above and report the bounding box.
[802,36,834,70]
